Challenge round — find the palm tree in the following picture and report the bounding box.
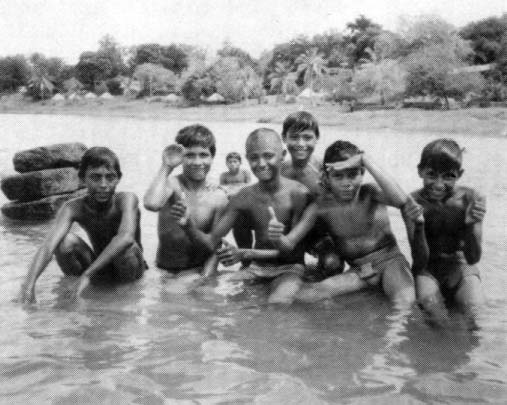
[268,61,295,96]
[295,47,328,105]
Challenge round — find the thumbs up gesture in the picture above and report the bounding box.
[216,239,242,267]
[267,206,285,244]
[465,192,486,225]
[169,190,189,226]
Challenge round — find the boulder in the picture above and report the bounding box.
[1,167,84,201]
[13,143,87,173]
[1,189,87,220]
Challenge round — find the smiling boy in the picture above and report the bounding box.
[409,139,486,322]
[272,140,418,307]
[143,125,228,281]
[170,128,312,303]
[20,147,145,303]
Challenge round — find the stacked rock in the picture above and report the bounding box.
[1,143,88,220]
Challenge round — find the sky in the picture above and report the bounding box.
[0,0,505,63]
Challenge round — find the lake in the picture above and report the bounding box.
[0,113,506,404]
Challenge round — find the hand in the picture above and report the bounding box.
[169,192,189,226]
[325,153,363,172]
[76,275,91,297]
[403,196,424,224]
[216,239,243,266]
[20,282,36,304]
[267,206,284,242]
[465,193,486,224]
[162,144,184,169]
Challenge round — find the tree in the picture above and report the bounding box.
[27,53,65,99]
[96,34,127,78]
[460,16,507,64]
[217,40,258,70]
[130,43,188,74]
[344,15,383,67]
[268,61,297,96]
[76,51,114,91]
[0,55,30,92]
[133,63,177,97]
[295,47,328,104]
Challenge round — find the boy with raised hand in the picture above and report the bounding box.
[143,125,228,285]
[20,147,145,303]
[408,139,486,323]
[281,111,343,280]
[272,140,417,308]
[170,128,313,304]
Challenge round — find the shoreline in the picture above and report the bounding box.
[1,99,506,137]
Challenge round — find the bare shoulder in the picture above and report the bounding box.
[359,183,381,201]
[114,191,139,209]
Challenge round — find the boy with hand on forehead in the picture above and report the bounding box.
[143,125,228,285]
[170,128,313,303]
[20,147,145,303]
[408,139,486,323]
[270,140,420,308]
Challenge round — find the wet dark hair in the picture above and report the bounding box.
[226,152,241,162]
[245,128,283,151]
[282,111,320,139]
[78,146,122,179]
[323,140,362,166]
[175,124,216,157]
[418,139,463,172]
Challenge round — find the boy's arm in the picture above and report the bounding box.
[79,193,140,283]
[463,192,486,264]
[20,203,75,303]
[144,146,183,211]
[362,154,409,208]
[402,196,429,275]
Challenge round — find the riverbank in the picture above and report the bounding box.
[2,97,507,137]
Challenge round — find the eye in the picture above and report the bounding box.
[443,172,458,181]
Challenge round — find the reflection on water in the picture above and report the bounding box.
[0,114,506,403]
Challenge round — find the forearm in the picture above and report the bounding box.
[411,222,429,274]
[201,254,219,278]
[363,154,408,207]
[25,246,54,287]
[463,223,482,264]
[144,165,172,211]
[181,218,218,253]
[82,234,134,278]
[239,249,280,261]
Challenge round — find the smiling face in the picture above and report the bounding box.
[284,128,318,163]
[83,165,120,204]
[246,135,286,183]
[418,166,462,201]
[181,146,213,182]
[326,167,364,201]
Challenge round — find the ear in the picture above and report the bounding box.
[458,169,464,178]
[281,149,287,159]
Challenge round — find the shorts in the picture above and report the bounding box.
[347,245,410,284]
[244,262,305,280]
[419,252,480,297]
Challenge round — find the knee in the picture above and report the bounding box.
[321,253,344,275]
[56,233,81,256]
[112,244,144,281]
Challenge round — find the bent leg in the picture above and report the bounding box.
[111,242,145,283]
[382,258,416,309]
[55,233,94,276]
[415,273,449,325]
[455,275,483,328]
[268,273,302,304]
[295,272,368,303]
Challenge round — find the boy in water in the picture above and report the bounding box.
[170,128,313,303]
[143,125,228,283]
[20,147,145,303]
[219,152,251,188]
[272,140,418,307]
[408,139,486,321]
[281,111,342,280]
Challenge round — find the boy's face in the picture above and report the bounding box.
[326,167,364,201]
[418,166,462,201]
[182,146,213,182]
[246,137,286,182]
[226,158,241,174]
[284,129,318,162]
[83,165,120,203]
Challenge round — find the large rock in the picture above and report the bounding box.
[1,189,87,220]
[13,143,87,173]
[1,167,84,201]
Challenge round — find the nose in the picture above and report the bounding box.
[433,177,445,189]
[99,177,108,188]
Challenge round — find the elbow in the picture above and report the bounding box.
[143,199,162,212]
[116,233,136,250]
[465,249,481,265]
